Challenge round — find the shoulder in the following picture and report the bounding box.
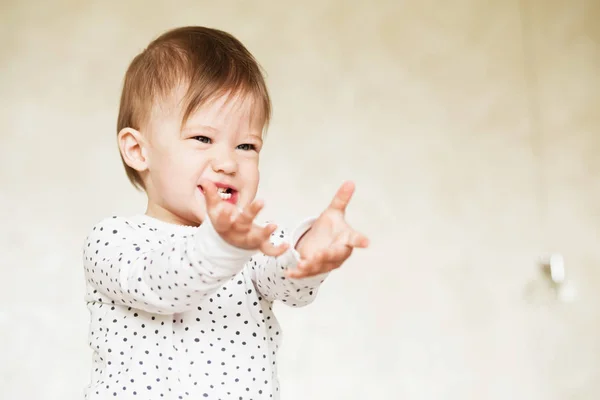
[83,215,151,244]
[82,215,162,264]
[87,215,138,234]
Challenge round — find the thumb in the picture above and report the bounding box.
[327,181,355,213]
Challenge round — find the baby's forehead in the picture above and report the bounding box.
[150,88,265,134]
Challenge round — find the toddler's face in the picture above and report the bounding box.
[143,88,264,226]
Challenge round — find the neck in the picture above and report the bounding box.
[145,201,201,227]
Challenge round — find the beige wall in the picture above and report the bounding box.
[1,0,598,399]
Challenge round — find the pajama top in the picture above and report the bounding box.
[82,214,326,400]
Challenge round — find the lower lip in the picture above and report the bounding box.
[224,191,238,205]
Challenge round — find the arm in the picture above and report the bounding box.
[83,216,255,314]
[249,218,329,307]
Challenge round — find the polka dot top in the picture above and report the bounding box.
[82,214,327,400]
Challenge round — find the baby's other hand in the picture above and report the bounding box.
[288,181,369,279]
[201,180,288,257]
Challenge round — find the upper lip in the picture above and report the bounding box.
[200,181,238,192]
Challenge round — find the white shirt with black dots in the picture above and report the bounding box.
[82,214,327,400]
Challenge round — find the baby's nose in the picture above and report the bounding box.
[211,151,238,175]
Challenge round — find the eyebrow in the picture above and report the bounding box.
[242,134,263,144]
[182,124,219,134]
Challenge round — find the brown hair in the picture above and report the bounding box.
[117,26,272,190]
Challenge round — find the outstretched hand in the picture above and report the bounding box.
[287,181,369,279]
[201,179,288,257]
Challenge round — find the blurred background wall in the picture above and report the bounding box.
[0,0,598,399]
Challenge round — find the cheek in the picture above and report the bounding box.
[240,158,259,181]
[152,149,204,189]
[170,149,208,176]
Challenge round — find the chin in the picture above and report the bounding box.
[188,209,206,225]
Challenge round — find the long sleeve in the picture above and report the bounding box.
[248,217,329,307]
[83,216,256,314]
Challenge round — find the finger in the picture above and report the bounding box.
[346,230,370,248]
[328,181,355,213]
[314,245,351,263]
[200,179,221,210]
[295,250,343,277]
[260,240,289,257]
[298,245,351,269]
[254,222,288,257]
[233,199,264,227]
[229,207,242,223]
[292,247,350,279]
[245,222,277,245]
[286,261,341,279]
[212,203,235,232]
[243,222,278,253]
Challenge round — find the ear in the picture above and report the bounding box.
[117,127,149,172]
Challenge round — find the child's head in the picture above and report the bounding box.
[116,26,271,226]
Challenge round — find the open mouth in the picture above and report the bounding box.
[216,187,234,200]
[198,183,238,203]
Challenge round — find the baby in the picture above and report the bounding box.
[82,26,368,400]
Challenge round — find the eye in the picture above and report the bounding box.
[237,143,256,151]
[193,136,211,144]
